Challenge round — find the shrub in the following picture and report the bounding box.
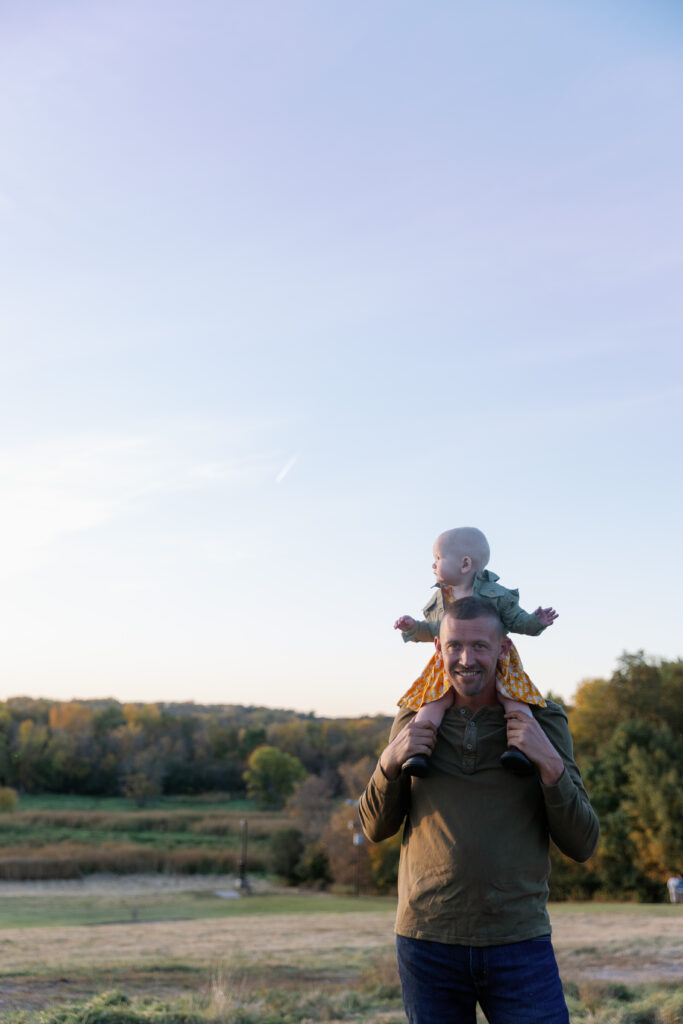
[298,842,333,888]
[368,831,402,892]
[122,772,162,807]
[269,827,304,883]
[0,786,18,812]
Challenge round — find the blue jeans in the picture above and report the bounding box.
[396,934,569,1024]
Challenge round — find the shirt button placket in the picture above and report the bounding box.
[462,718,477,773]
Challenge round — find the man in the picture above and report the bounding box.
[359,597,599,1024]
[666,873,683,904]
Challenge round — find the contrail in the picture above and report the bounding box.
[275,456,297,483]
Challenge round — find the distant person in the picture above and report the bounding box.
[361,597,599,1024]
[394,527,557,776]
[667,873,683,904]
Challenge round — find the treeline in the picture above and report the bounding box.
[549,651,683,901]
[0,697,392,802]
[0,650,681,901]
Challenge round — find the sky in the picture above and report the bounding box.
[0,0,682,717]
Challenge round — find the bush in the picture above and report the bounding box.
[298,842,333,888]
[0,786,18,812]
[269,827,305,883]
[268,829,332,887]
[368,831,402,893]
[122,773,162,807]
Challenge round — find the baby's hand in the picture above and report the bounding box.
[394,615,416,632]
[534,606,558,627]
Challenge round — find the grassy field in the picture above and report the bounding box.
[0,885,681,1023]
[0,795,290,879]
[0,889,393,929]
[1,797,681,1021]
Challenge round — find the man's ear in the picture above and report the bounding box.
[499,636,512,657]
[434,636,442,656]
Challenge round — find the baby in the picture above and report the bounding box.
[394,527,557,776]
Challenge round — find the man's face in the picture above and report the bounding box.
[435,614,505,708]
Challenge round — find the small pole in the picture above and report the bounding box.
[346,798,363,897]
[353,830,363,896]
[238,818,251,894]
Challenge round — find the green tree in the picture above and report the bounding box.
[623,730,683,883]
[243,745,306,808]
[570,655,683,900]
[11,719,50,792]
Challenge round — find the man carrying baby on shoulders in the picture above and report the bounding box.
[359,596,599,1024]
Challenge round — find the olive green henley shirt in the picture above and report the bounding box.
[359,701,599,947]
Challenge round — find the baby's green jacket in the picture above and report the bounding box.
[401,570,546,642]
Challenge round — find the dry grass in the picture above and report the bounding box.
[0,806,284,880]
[0,809,289,832]
[0,842,266,879]
[0,892,681,1021]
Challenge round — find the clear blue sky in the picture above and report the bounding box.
[1,0,681,716]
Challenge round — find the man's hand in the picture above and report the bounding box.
[504,712,565,786]
[394,615,417,632]
[534,606,558,628]
[379,719,437,780]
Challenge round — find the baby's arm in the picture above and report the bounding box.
[394,616,437,643]
[499,593,558,636]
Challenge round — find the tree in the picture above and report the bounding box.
[568,654,683,901]
[11,719,50,792]
[286,774,335,843]
[322,803,374,892]
[243,745,306,808]
[338,757,376,801]
[623,731,683,883]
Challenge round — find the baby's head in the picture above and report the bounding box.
[432,527,490,586]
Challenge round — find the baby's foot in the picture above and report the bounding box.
[402,755,430,778]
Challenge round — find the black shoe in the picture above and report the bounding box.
[500,748,536,776]
[402,755,430,778]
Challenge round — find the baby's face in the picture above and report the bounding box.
[432,535,463,586]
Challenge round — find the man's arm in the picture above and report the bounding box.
[508,703,599,863]
[358,712,436,843]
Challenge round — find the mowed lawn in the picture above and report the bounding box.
[0,888,394,929]
[0,886,681,1023]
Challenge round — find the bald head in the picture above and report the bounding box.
[437,527,490,572]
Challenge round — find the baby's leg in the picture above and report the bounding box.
[402,690,454,777]
[498,696,535,775]
[414,689,455,729]
[498,695,533,718]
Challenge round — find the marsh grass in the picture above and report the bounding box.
[0,801,290,880]
[14,794,254,813]
[0,843,259,880]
